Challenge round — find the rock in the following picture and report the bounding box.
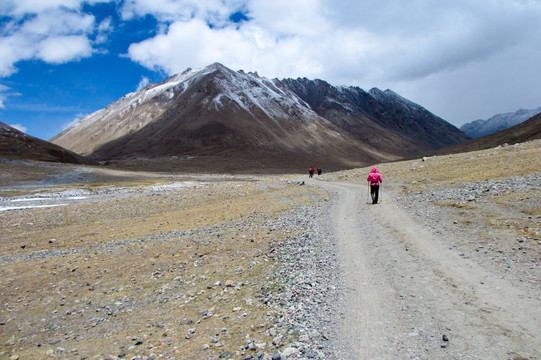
[281,347,299,357]
[255,342,267,350]
[442,334,449,341]
[48,238,57,244]
[225,280,235,287]
[272,335,283,346]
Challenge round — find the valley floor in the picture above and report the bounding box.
[0,140,540,359]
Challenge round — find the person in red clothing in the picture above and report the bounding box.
[366,166,383,204]
[309,166,315,178]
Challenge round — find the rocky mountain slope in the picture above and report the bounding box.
[281,78,468,151]
[460,106,541,138]
[0,122,95,164]
[51,63,468,172]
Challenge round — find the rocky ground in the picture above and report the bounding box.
[0,165,344,360]
[0,139,540,359]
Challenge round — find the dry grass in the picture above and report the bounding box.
[0,176,328,359]
[322,140,540,191]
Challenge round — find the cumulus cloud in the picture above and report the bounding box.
[123,0,541,83]
[0,2,107,77]
[0,0,109,15]
[120,0,247,24]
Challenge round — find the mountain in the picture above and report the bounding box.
[281,78,468,151]
[460,106,541,138]
[435,112,541,155]
[51,63,468,172]
[0,122,95,164]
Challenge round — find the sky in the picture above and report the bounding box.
[1,0,540,140]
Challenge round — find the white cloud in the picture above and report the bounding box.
[0,2,104,76]
[136,76,150,90]
[9,123,27,133]
[0,85,8,108]
[95,17,113,44]
[0,0,109,15]
[120,0,247,23]
[37,35,93,63]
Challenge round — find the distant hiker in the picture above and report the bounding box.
[367,166,383,204]
[317,168,322,175]
[309,167,315,178]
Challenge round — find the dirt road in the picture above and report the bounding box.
[314,180,540,360]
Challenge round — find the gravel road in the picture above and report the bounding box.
[311,179,540,360]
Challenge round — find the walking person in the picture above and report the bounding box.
[366,166,383,204]
[309,166,315,178]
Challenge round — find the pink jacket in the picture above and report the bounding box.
[367,166,382,185]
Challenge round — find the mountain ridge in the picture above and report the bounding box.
[0,122,96,164]
[51,63,469,172]
[435,112,541,155]
[460,106,541,138]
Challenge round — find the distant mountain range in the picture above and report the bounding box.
[51,63,468,172]
[435,112,541,155]
[461,107,541,138]
[0,122,95,164]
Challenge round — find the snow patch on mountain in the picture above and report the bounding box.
[210,67,315,120]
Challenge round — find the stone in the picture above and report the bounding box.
[281,347,299,357]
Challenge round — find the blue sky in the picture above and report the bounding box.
[1,0,541,140]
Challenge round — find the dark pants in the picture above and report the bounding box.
[370,185,379,204]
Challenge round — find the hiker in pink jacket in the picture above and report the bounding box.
[367,166,383,204]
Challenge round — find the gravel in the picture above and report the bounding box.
[261,198,344,359]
